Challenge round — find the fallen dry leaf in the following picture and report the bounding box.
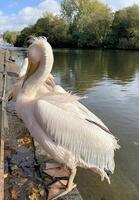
[28,192,38,200]
[39,188,45,196]
[17,137,31,147]
[11,188,18,200]
[4,173,8,179]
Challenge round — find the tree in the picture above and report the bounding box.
[3,31,20,44]
[15,26,35,47]
[14,1,139,49]
[15,13,69,47]
[34,13,69,47]
[61,0,113,47]
[110,4,139,49]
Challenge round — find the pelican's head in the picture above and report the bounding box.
[23,37,54,87]
[28,41,43,64]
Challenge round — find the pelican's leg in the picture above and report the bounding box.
[50,167,77,200]
[67,167,77,190]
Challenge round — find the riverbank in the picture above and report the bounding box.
[0,49,82,200]
[13,45,139,52]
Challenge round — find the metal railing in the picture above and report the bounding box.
[0,50,9,200]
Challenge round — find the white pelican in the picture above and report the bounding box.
[16,37,120,199]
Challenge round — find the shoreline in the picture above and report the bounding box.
[11,45,139,52]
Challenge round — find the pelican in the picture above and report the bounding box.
[16,37,120,199]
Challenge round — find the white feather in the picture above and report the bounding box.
[34,98,119,173]
[19,57,28,78]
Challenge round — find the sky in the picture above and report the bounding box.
[0,0,139,32]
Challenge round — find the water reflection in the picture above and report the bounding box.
[11,48,139,200]
[53,49,139,91]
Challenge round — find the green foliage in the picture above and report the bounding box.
[62,0,113,47]
[3,31,20,44]
[110,4,139,49]
[34,13,69,47]
[15,13,69,47]
[15,26,35,47]
[14,1,139,49]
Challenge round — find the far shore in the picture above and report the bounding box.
[1,46,139,52]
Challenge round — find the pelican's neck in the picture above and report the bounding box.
[22,54,53,99]
[19,58,28,78]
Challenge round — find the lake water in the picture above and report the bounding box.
[10,49,139,200]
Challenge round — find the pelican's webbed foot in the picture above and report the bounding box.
[48,167,77,200]
[43,163,70,178]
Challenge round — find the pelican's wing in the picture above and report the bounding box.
[42,92,80,104]
[34,99,119,173]
[72,101,110,132]
[48,85,109,132]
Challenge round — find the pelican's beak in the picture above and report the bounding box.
[22,61,39,88]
